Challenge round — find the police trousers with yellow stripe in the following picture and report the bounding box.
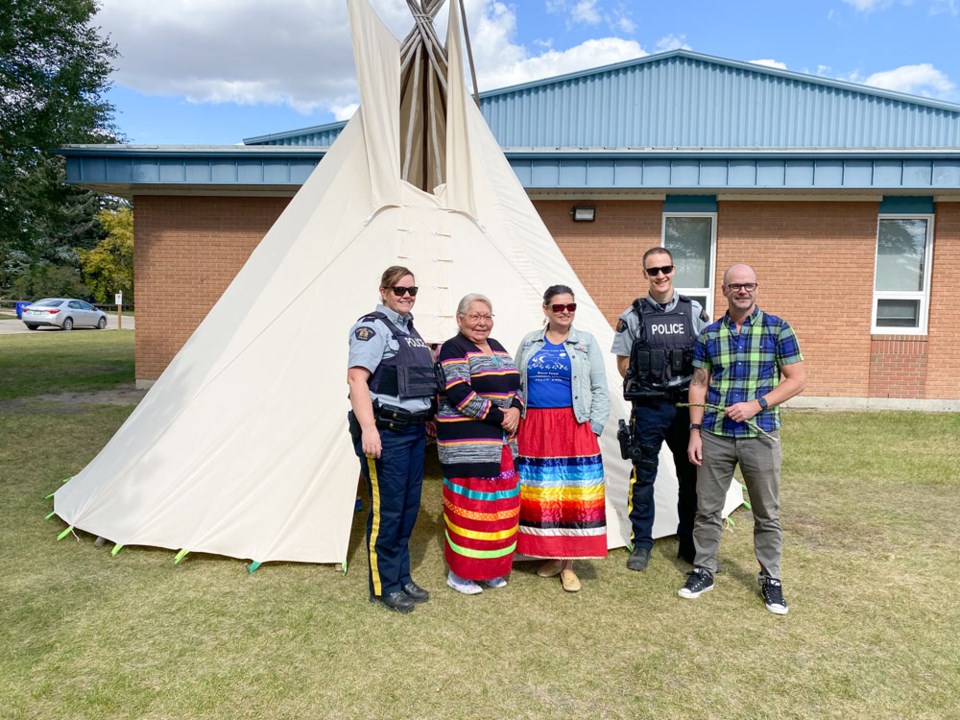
[353,423,426,598]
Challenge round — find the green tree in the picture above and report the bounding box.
[0,0,119,297]
[79,205,133,304]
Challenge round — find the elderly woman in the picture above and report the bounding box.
[436,294,524,595]
[347,266,435,614]
[515,285,610,592]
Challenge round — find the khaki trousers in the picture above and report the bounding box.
[694,430,783,579]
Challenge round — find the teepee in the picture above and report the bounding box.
[53,0,740,567]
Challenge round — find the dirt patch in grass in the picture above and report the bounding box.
[0,384,146,414]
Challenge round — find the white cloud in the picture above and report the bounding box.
[863,63,956,98]
[749,59,788,70]
[476,37,645,90]
[842,0,890,11]
[96,0,412,113]
[843,0,957,12]
[654,34,691,53]
[97,0,645,114]
[544,0,636,33]
[571,0,601,24]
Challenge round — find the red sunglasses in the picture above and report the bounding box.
[549,303,577,313]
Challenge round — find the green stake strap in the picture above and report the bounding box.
[726,516,737,529]
[57,526,74,541]
[62,477,71,484]
[248,561,261,574]
[341,559,348,575]
[44,491,56,500]
[111,544,124,556]
[173,549,189,565]
[44,511,56,521]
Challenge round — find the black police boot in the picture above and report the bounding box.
[402,581,430,604]
[626,546,651,572]
[370,591,416,613]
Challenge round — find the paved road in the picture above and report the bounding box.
[0,313,135,335]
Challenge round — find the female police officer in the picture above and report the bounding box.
[347,266,435,613]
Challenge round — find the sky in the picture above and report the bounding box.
[94,0,960,146]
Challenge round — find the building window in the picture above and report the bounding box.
[872,215,934,335]
[663,213,717,312]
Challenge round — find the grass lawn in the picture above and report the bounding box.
[1,332,958,719]
[0,331,135,400]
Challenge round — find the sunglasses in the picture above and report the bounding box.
[644,265,675,276]
[549,303,577,313]
[387,285,419,297]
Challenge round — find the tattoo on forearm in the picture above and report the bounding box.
[691,368,708,387]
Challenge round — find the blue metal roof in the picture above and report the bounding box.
[62,50,960,196]
[245,49,960,150]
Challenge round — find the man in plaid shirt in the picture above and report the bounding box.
[678,264,806,615]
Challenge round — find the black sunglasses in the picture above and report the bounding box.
[549,303,577,313]
[388,285,419,297]
[644,264,674,276]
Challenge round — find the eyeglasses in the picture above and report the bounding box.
[387,285,419,297]
[644,265,675,276]
[463,313,493,323]
[549,303,577,313]
[726,283,758,293]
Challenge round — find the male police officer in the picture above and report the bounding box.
[612,247,709,571]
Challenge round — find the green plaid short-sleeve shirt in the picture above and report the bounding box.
[693,307,803,437]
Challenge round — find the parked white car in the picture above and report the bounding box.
[21,298,108,331]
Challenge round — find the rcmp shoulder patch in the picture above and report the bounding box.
[615,319,627,333]
[354,326,376,341]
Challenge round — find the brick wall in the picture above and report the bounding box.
[926,202,960,398]
[133,194,960,401]
[134,196,288,379]
[868,336,928,398]
[716,200,879,398]
[534,200,662,326]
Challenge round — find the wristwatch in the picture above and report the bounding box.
[689,423,702,431]
[757,396,769,410]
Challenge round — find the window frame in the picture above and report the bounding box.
[661,211,718,315]
[871,213,935,336]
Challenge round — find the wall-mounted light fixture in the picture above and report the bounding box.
[571,205,596,222]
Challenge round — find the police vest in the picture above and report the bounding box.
[626,296,697,394]
[361,312,436,399]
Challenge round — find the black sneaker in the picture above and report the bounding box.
[759,576,789,615]
[678,568,714,599]
[626,546,651,572]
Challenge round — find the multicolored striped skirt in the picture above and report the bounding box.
[443,444,519,581]
[515,407,607,559]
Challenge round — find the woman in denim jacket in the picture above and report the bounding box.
[514,285,610,592]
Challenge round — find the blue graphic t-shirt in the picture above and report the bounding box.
[526,339,573,408]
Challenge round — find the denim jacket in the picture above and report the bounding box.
[515,326,610,436]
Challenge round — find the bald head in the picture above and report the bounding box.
[722,263,759,319]
[723,264,757,285]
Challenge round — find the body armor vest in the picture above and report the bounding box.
[624,296,697,401]
[362,312,436,399]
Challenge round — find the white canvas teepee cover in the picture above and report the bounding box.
[54,0,740,566]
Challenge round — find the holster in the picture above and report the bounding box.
[373,401,428,432]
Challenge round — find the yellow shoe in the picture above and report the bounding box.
[536,559,563,578]
[560,568,581,593]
